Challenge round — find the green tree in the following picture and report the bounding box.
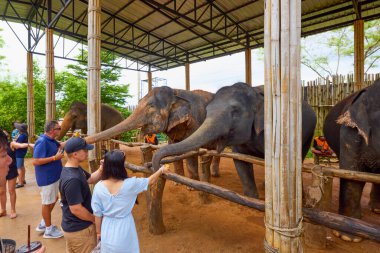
[0,60,46,134]
[0,28,5,66]
[302,19,380,79]
[56,49,131,118]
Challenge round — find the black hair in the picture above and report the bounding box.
[0,128,8,151]
[45,120,59,132]
[102,150,128,180]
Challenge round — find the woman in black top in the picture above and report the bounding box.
[0,130,30,219]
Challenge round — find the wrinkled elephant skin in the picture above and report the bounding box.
[85,86,220,179]
[153,82,317,198]
[324,79,380,222]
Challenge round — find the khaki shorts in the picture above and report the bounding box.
[39,180,59,205]
[64,224,97,253]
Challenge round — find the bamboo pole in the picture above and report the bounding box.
[245,47,252,85]
[147,71,153,91]
[185,62,190,91]
[264,0,303,251]
[87,0,102,172]
[26,52,35,141]
[354,19,364,92]
[45,28,55,121]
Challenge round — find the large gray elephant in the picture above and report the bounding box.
[85,86,221,179]
[152,82,317,198]
[323,79,380,242]
[58,101,124,140]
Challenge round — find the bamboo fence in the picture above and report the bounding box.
[302,73,380,134]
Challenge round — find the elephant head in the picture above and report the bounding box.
[85,86,211,144]
[152,83,264,170]
[58,101,88,140]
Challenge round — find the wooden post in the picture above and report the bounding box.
[141,144,166,234]
[264,0,303,252]
[245,47,252,86]
[26,52,35,141]
[199,155,212,204]
[304,168,333,249]
[45,28,55,122]
[87,0,102,172]
[147,70,153,92]
[185,61,190,91]
[354,19,364,92]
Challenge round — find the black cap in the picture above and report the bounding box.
[14,123,28,133]
[65,137,94,154]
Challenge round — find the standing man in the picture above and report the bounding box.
[59,137,103,252]
[33,121,65,239]
[14,123,28,188]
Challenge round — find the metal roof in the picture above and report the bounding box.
[1,0,380,72]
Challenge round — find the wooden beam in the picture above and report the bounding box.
[26,52,35,141]
[185,62,190,90]
[264,0,303,251]
[45,28,55,121]
[87,0,102,171]
[354,19,364,91]
[245,47,252,85]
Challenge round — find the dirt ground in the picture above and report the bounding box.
[1,146,380,253]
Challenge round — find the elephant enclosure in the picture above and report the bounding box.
[1,145,380,252]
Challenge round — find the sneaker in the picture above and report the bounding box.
[15,184,24,188]
[43,225,64,239]
[35,223,46,233]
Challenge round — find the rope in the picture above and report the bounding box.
[311,165,333,194]
[263,239,278,253]
[264,217,304,238]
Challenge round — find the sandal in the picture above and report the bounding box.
[0,211,7,217]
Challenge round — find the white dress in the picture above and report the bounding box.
[91,177,149,253]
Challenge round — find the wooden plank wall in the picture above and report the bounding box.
[302,73,380,134]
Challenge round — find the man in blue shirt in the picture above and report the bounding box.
[33,121,65,239]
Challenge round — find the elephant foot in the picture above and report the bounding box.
[332,230,363,243]
[370,207,380,214]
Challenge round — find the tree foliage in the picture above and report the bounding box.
[301,19,380,79]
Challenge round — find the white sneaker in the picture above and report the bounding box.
[35,223,46,233]
[43,225,64,239]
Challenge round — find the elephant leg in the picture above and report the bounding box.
[173,160,185,176]
[211,156,221,177]
[233,159,258,198]
[339,179,365,218]
[369,183,380,214]
[185,155,199,180]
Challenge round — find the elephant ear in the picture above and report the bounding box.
[167,95,191,132]
[337,93,370,145]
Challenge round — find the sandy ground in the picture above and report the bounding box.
[1,146,380,253]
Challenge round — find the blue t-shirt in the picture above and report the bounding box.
[33,134,63,186]
[15,133,28,158]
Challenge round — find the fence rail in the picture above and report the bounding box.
[302,73,380,133]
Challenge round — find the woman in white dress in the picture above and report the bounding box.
[91,150,169,253]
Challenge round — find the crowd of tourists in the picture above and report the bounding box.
[0,120,169,253]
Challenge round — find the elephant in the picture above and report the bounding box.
[58,101,124,140]
[85,86,221,179]
[323,79,380,242]
[152,82,317,198]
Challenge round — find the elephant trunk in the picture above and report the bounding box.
[152,117,227,171]
[58,114,73,140]
[85,110,142,144]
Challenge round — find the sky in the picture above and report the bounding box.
[0,20,377,105]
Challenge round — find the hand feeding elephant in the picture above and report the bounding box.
[323,78,380,242]
[152,82,316,198]
[85,86,221,179]
[57,101,124,140]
